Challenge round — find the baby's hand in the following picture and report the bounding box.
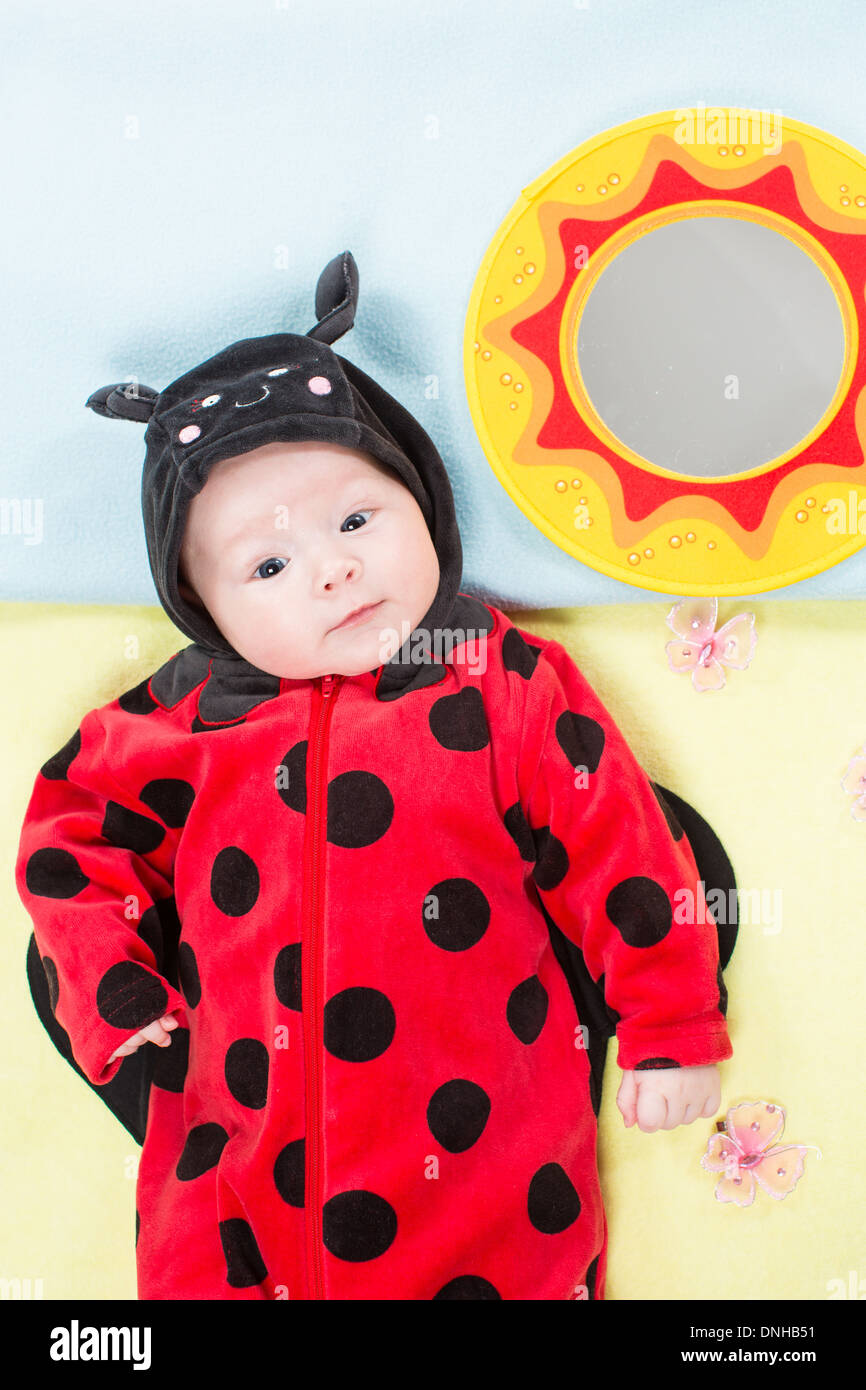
[616,1064,720,1132]
[107,1014,180,1064]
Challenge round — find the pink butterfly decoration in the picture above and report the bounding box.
[665,597,756,692]
[841,745,866,822]
[700,1101,821,1207]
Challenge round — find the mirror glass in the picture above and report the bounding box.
[576,216,847,477]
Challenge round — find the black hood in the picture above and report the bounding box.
[85,251,490,703]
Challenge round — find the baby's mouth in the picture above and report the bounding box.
[330,600,384,632]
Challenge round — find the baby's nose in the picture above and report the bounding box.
[321,556,361,590]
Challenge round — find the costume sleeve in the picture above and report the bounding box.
[515,636,732,1072]
[15,707,189,1087]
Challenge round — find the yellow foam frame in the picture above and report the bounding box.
[5,600,865,1299]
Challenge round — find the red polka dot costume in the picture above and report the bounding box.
[15,253,733,1300]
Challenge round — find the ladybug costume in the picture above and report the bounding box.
[16,252,735,1300]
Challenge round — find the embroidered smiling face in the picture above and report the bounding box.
[177,438,441,681]
[155,338,356,461]
[174,363,337,448]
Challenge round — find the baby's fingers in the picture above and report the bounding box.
[635,1087,669,1133]
[701,1090,720,1118]
[138,1018,176,1047]
[616,1070,638,1127]
[108,1016,177,1063]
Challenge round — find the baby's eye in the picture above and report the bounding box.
[342,509,373,532]
[254,557,288,580]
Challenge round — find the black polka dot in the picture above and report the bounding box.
[506,976,548,1044]
[531,826,569,891]
[41,955,59,1013]
[606,876,672,947]
[102,802,165,854]
[651,784,685,841]
[504,802,536,862]
[219,1217,268,1288]
[322,1190,397,1262]
[153,1026,189,1092]
[327,771,393,847]
[427,1079,491,1152]
[527,1163,581,1234]
[585,1253,600,1300]
[210,846,260,916]
[137,899,165,967]
[428,687,489,751]
[40,728,81,780]
[176,1123,230,1180]
[433,1275,502,1299]
[139,896,182,988]
[96,961,168,1030]
[118,680,158,715]
[178,942,201,1008]
[324,988,395,1062]
[25,846,88,898]
[135,1209,140,1248]
[225,1038,269,1108]
[276,742,307,813]
[634,1057,680,1070]
[556,710,605,776]
[501,627,541,679]
[274,943,302,1010]
[273,1138,305,1206]
[139,778,196,827]
[423,878,490,951]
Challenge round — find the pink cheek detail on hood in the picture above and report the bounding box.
[308,376,332,395]
[178,425,201,444]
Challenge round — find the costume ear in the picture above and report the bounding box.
[85,381,159,423]
[306,249,359,345]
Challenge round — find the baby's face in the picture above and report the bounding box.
[178,440,441,679]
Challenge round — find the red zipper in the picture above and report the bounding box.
[304,671,341,1299]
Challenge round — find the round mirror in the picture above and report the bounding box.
[575,216,847,477]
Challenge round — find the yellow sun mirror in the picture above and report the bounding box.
[464,108,866,594]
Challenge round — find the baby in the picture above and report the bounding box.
[16,253,731,1300]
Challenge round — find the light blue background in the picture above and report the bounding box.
[3,0,866,611]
